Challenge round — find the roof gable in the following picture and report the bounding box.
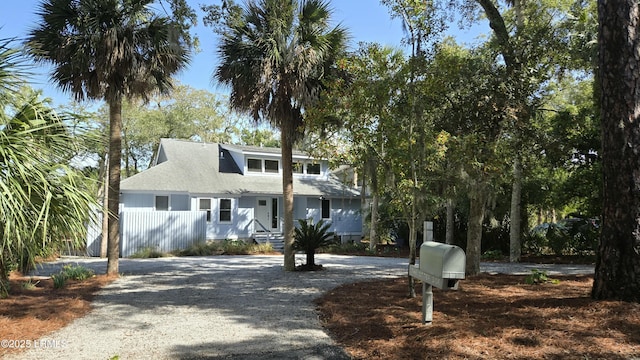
[121,139,358,198]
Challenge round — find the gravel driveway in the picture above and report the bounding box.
[8,254,593,360]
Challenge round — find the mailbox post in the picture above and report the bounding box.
[408,241,466,324]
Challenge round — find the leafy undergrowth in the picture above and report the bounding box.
[315,274,640,359]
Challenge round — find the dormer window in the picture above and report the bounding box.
[247,158,262,172]
[265,159,279,173]
[247,158,280,174]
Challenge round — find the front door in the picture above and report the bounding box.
[256,197,279,232]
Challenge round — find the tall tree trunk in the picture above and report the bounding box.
[510,157,522,262]
[360,161,368,243]
[408,212,417,298]
[97,153,109,258]
[466,189,486,275]
[101,164,109,258]
[446,197,455,245]
[123,131,130,178]
[592,0,640,301]
[107,100,122,276]
[368,157,379,251]
[307,250,315,267]
[281,130,295,271]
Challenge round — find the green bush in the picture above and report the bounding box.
[247,242,274,254]
[176,240,273,256]
[52,274,67,289]
[21,278,40,290]
[523,232,547,256]
[320,241,367,254]
[481,250,504,261]
[525,269,560,285]
[52,264,95,289]
[528,217,600,256]
[294,219,336,268]
[221,239,250,255]
[59,264,95,281]
[176,241,223,256]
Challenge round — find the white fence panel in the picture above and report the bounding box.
[120,211,207,257]
[86,211,207,257]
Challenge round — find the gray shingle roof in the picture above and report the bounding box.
[120,139,359,198]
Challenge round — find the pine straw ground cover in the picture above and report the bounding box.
[315,274,640,360]
[0,273,115,357]
[2,268,640,359]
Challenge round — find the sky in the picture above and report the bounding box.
[0,0,489,108]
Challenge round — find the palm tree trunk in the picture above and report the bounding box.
[307,250,315,267]
[281,130,295,271]
[99,154,109,258]
[107,100,122,276]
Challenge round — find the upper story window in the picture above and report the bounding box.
[292,162,303,174]
[307,163,321,175]
[264,159,279,173]
[246,157,280,174]
[247,158,262,172]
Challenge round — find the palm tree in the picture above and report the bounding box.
[27,0,191,275]
[0,39,96,297]
[293,219,335,269]
[212,0,347,270]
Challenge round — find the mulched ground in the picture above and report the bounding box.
[2,254,638,360]
[315,274,640,359]
[0,273,115,357]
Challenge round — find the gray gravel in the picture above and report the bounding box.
[7,254,593,360]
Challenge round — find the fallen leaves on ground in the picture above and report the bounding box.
[315,274,640,360]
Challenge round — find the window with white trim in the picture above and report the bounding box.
[292,162,303,174]
[219,198,232,223]
[264,159,279,173]
[247,158,262,172]
[307,163,321,175]
[321,198,331,219]
[199,198,212,222]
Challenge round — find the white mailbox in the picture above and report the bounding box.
[408,241,466,324]
[411,241,466,289]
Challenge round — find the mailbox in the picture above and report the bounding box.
[413,241,466,289]
[408,241,466,324]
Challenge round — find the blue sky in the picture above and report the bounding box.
[0,0,488,107]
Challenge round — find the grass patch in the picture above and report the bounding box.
[21,278,40,290]
[129,246,170,259]
[175,240,275,256]
[52,264,95,289]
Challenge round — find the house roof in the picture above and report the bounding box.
[121,139,359,198]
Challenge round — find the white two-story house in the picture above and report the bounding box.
[93,138,361,256]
